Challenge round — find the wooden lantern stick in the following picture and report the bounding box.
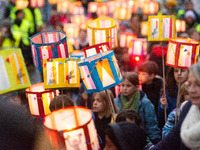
[104,89,115,118]
[161,42,167,123]
[54,90,57,110]
[61,89,64,108]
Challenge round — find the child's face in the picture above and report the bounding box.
[121,79,138,99]
[174,69,189,85]
[92,94,105,113]
[139,71,154,85]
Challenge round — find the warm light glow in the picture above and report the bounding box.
[66,124,72,130]
[16,0,29,9]
[135,56,140,61]
[129,0,133,5]
[48,0,57,5]
[176,20,186,32]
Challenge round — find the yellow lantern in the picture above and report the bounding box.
[30,0,45,8]
[87,18,118,49]
[69,1,85,15]
[16,0,29,10]
[44,107,100,150]
[141,21,149,37]
[57,0,70,13]
[48,0,57,5]
[113,7,132,21]
[176,19,186,33]
[143,1,159,15]
[119,32,137,48]
[70,15,86,25]
[88,2,108,16]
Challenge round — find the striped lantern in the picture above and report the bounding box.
[87,18,118,49]
[29,31,68,71]
[119,32,137,48]
[113,7,132,21]
[0,48,31,95]
[143,1,159,15]
[148,15,176,41]
[43,58,80,89]
[26,82,57,118]
[77,50,123,94]
[166,37,199,69]
[176,20,186,33]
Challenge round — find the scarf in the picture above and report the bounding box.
[121,91,140,112]
[181,105,200,150]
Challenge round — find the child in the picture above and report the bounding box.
[158,67,189,129]
[92,90,118,150]
[137,61,163,113]
[104,122,147,150]
[114,72,161,144]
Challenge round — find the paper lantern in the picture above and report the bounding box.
[128,38,148,57]
[70,15,86,25]
[141,21,149,37]
[113,7,132,21]
[43,58,80,89]
[0,48,31,95]
[57,0,70,13]
[82,42,110,57]
[119,32,137,48]
[176,20,186,33]
[143,1,159,15]
[64,23,80,45]
[69,1,85,15]
[107,1,117,16]
[166,37,199,69]
[77,50,123,94]
[26,83,57,117]
[88,2,108,16]
[30,0,45,8]
[44,106,100,150]
[95,0,108,3]
[16,0,29,9]
[48,0,57,5]
[87,18,118,49]
[129,0,140,13]
[29,31,68,71]
[148,15,176,41]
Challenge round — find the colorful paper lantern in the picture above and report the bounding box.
[77,50,123,94]
[143,1,159,15]
[113,7,132,21]
[119,32,137,48]
[26,82,57,117]
[166,37,199,69]
[29,31,68,71]
[30,0,45,8]
[176,19,186,33]
[88,2,108,16]
[82,42,110,57]
[57,0,70,13]
[44,106,100,150]
[148,15,176,41]
[69,1,85,15]
[141,21,149,37]
[48,0,57,5]
[16,0,29,9]
[0,48,31,95]
[70,15,86,25]
[87,18,118,49]
[107,1,117,16]
[43,58,80,89]
[128,38,148,56]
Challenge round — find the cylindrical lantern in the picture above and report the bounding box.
[16,0,29,9]
[166,37,199,68]
[44,106,100,150]
[82,42,110,57]
[26,82,57,117]
[148,15,176,41]
[176,19,186,33]
[129,0,140,13]
[113,7,132,21]
[57,0,70,13]
[48,0,57,5]
[64,23,80,45]
[77,50,123,94]
[87,18,118,49]
[107,1,117,16]
[88,2,108,16]
[69,1,85,15]
[119,32,137,48]
[143,1,159,15]
[70,15,86,25]
[29,31,68,71]
[128,38,148,57]
[30,0,45,8]
[43,58,80,89]
[0,48,31,95]
[141,21,149,37]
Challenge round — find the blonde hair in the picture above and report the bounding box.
[177,83,189,107]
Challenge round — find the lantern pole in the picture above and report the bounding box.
[61,89,64,108]
[104,89,116,118]
[54,90,57,110]
[161,42,167,123]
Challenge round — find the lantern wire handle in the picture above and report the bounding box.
[161,42,167,123]
[104,89,115,118]
[54,90,57,110]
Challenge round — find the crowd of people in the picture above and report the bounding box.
[1,0,200,149]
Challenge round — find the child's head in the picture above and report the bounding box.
[121,72,139,99]
[49,95,74,112]
[104,122,147,150]
[188,28,200,42]
[116,109,143,127]
[177,82,189,107]
[138,61,158,84]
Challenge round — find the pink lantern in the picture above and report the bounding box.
[30,0,45,8]
[166,37,199,68]
[119,32,137,48]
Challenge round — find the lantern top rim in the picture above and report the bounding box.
[26,82,54,93]
[169,37,199,45]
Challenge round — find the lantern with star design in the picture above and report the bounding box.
[77,50,123,94]
[166,37,199,69]
[43,58,80,89]
[29,31,68,71]
[44,106,100,150]
[148,15,176,41]
[26,82,57,118]
[119,32,137,48]
[0,48,31,95]
[87,18,118,49]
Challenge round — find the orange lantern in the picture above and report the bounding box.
[57,0,70,13]
[88,2,108,16]
[48,0,57,5]
[69,1,85,15]
[30,0,45,8]
[113,7,132,21]
[141,21,149,37]
[107,1,117,16]
[166,37,199,69]
[70,15,86,25]
[44,107,100,150]
[119,32,137,48]
[16,0,29,10]
[176,19,186,33]
[143,1,159,15]
[64,23,80,45]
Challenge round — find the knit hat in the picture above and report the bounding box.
[184,10,196,20]
[105,122,147,150]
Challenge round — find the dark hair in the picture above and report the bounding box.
[138,60,158,75]
[49,95,74,112]
[165,67,177,97]
[116,109,143,127]
[123,72,139,86]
